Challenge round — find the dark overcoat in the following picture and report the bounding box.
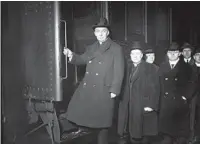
[188,64,200,135]
[66,38,125,128]
[180,55,195,66]
[158,59,193,137]
[118,60,160,138]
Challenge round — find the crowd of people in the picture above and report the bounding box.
[61,17,200,144]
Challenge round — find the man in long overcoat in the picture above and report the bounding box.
[63,17,125,144]
[158,42,193,144]
[117,41,160,144]
[189,48,200,144]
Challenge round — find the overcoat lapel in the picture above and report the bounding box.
[129,61,145,84]
[89,38,112,61]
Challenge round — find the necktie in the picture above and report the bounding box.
[187,60,189,63]
[171,64,174,69]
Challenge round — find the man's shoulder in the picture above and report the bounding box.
[145,62,158,71]
[110,40,122,49]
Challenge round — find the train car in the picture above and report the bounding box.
[1,1,200,144]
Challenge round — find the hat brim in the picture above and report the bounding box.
[130,48,144,53]
[92,25,110,30]
[167,49,180,51]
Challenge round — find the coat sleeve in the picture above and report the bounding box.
[109,45,125,96]
[69,47,90,65]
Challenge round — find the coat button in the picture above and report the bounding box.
[89,61,92,63]
[96,73,99,76]
[175,78,178,81]
[165,78,168,80]
[83,82,86,86]
[173,97,176,99]
[93,84,96,87]
[165,92,168,95]
[99,61,102,64]
[86,71,89,74]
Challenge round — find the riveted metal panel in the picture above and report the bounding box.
[21,2,62,101]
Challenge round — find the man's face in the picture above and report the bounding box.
[130,49,143,64]
[182,48,192,59]
[145,53,155,64]
[94,27,109,43]
[167,50,181,61]
[194,53,200,63]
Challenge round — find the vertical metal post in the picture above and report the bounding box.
[124,2,128,41]
[71,4,78,84]
[54,1,62,101]
[144,1,148,43]
[101,1,109,22]
[169,8,172,44]
[104,1,109,22]
[0,1,1,143]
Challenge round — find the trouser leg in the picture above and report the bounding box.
[97,128,109,144]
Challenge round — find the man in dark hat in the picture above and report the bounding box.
[62,17,125,144]
[117,41,160,144]
[189,47,200,144]
[181,42,195,66]
[158,42,193,144]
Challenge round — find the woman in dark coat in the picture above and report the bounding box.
[63,17,125,144]
[117,41,160,144]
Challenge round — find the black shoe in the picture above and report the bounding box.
[61,127,91,142]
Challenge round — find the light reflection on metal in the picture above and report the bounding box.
[104,1,109,22]
[101,2,109,22]
[125,2,128,41]
[144,1,148,43]
[71,4,78,84]
[54,1,62,101]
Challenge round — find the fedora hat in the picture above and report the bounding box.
[145,48,155,54]
[168,42,180,51]
[194,47,200,54]
[181,42,194,51]
[144,44,155,54]
[130,41,144,52]
[92,17,110,30]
